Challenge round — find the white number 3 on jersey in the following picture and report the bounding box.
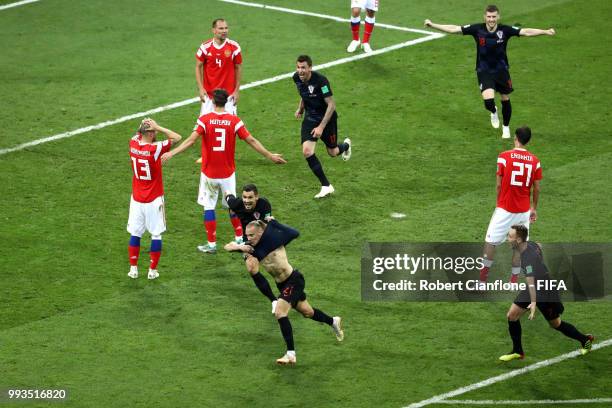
[213,128,226,151]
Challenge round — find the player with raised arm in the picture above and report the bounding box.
[425,5,555,138]
[347,0,379,53]
[225,219,344,365]
[293,55,352,199]
[161,89,286,254]
[480,126,541,283]
[127,118,182,280]
[225,184,278,313]
[499,224,594,361]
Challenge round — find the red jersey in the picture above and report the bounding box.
[129,135,171,203]
[196,38,242,97]
[496,148,542,213]
[194,112,250,178]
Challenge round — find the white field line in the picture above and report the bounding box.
[0,0,39,11]
[218,0,436,35]
[0,5,443,156]
[436,398,612,405]
[405,338,612,408]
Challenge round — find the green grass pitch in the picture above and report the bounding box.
[1,0,611,407]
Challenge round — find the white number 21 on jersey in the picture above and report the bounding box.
[131,157,152,180]
[510,162,533,187]
[213,128,226,151]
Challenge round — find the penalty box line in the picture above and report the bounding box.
[0,2,442,156]
[405,338,612,408]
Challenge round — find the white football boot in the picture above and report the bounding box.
[332,316,344,342]
[490,109,500,129]
[128,266,138,279]
[362,43,373,53]
[276,352,296,365]
[314,185,335,199]
[197,243,217,253]
[347,40,360,53]
[148,269,159,280]
[342,138,352,161]
[502,126,511,139]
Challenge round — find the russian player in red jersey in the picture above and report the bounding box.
[195,18,242,116]
[480,126,542,282]
[127,118,182,280]
[161,89,286,253]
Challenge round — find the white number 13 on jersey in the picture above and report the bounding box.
[131,157,152,180]
[510,162,533,187]
[213,128,226,151]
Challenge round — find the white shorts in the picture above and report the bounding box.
[485,207,530,245]
[127,195,166,237]
[200,95,237,116]
[351,0,378,11]
[197,172,236,210]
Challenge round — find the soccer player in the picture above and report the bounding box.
[195,18,242,116]
[480,126,541,283]
[224,219,344,365]
[127,118,182,280]
[347,0,379,53]
[225,184,278,313]
[499,224,594,361]
[161,89,286,253]
[424,5,556,138]
[293,55,352,199]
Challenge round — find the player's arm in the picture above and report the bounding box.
[145,119,182,145]
[526,276,537,320]
[424,19,462,34]
[530,180,541,222]
[312,96,336,138]
[224,241,254,253]
[295,99,304,119]
[519,28,556,37]
[232,64,242,104]
[161,131,199,163]
[195,59,206,103]
[243,135,287,164]
[224,191,240,210]
[495,175,502,200]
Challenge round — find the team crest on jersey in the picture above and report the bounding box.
[308,85,315,94]
[253,211,261,220]
[224,49,231,58]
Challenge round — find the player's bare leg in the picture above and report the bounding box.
[296,300,344,342]
[361,9,376,53]
[482,88,499,129]
[347,7,362,52]
[245,255,277,313]
[274,299,296,365]
[499,303,528,361]
[500,94,511,138]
